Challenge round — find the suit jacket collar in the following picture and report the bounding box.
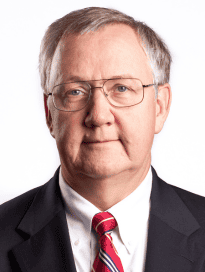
[11,167,205,272]
[17,167,63,236]
[12,167,77,272]
[150,167,200,236]
[144,167,205,272]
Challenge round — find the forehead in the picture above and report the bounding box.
[49,24,153,87]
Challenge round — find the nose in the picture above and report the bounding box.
[84,87,115,128]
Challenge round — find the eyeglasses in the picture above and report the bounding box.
[47,78,155,112]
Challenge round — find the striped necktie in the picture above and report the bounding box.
[92,212,124,272]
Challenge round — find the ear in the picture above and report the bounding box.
[155,83,172,134]
[44,94,55,138]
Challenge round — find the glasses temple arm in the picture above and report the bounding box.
[142,83,155,88]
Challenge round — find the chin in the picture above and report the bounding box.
[78,159,129,179]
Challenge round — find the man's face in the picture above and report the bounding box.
[47,24,165,179]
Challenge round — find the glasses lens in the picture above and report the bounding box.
[52,78,144,111]
[53,82,90,111]
[104,78,143,107]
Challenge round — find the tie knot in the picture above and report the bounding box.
[92,212,117,237]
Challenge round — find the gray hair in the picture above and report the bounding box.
[39,7,172,95]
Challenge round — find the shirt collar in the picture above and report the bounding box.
[108,167,152,253]
[59,168,100,238]
[59,167,152,252]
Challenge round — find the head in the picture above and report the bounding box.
[39,7,171,96]
[39,7,172,180]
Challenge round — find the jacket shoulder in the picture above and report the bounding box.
[0,186,42,229]
[170,183,205,227]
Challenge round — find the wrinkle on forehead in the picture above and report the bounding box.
[49,33,86,88]
[49,24,154,89]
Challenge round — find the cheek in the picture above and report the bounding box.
[118,104,156,159]
[52,112,84,151]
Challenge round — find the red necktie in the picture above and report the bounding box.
[92,212,124,272]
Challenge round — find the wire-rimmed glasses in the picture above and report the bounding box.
[46,78,155,112]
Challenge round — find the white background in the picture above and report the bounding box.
[0,0,205,204]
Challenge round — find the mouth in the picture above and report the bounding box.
[82,140,118,144]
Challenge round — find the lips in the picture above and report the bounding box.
[83,140,117,144]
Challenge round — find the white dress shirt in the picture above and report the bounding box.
[59,167,152,272]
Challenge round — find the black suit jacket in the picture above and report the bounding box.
[1,167,205,272]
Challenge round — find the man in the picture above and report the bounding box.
[0,6,205,272]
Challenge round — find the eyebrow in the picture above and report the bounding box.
[61,74,135,82]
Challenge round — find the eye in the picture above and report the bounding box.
[116,85,129,92]
[69,89,85,96]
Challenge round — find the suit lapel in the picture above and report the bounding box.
[11,168,77,272]
[10,166,205,272]
[145,167,205,272]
